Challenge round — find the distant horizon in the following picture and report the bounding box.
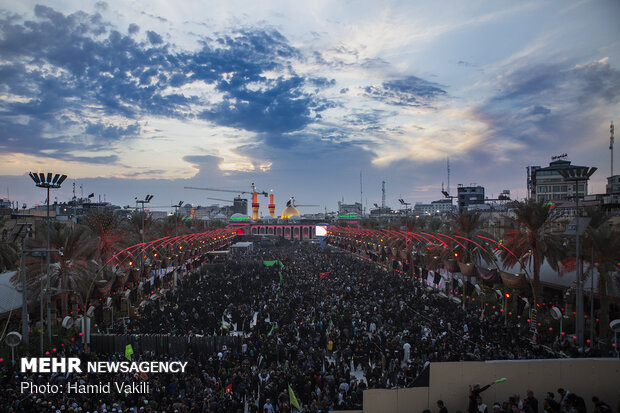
[1,1,618,212]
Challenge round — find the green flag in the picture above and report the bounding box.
[288,384,300,411]
[263,260,283,268]
[268,324,277,336]
[125,344,133,361]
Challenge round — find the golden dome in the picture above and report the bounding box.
[280,205,301,219]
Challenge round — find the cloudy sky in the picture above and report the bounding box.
[1,0,619,214]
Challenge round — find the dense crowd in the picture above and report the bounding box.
[458,383,616,413]
[0,243,613,412]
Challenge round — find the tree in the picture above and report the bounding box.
[0,216,19,271]
[85,209,126,263]
[124,210,154,245]
[449,210,486,264]
[12,223,96,316]
[499,199,564,301]
[583,223,620,340]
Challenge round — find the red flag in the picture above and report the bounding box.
[320,271,331,277]
[226,383,232,396]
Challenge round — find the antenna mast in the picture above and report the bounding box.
[447,157,451,196]
[360,171,363,216]
[381,180,386,209]
[611,121,615,177]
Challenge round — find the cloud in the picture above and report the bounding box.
[146,30,163,45]
[0,6,347,166]
[471,58,620,159]
[364,76,447,107]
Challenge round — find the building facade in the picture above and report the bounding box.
[457,185,485,212]
[527,159,590,202]
[414,199,455,215]
[337,201,362,217]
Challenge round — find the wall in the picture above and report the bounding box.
[363,359,620,413]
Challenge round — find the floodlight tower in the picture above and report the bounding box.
[135,194,154,270]
[559,166,597,348]
[28,172,68,347]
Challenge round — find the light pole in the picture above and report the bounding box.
[13,223,32,349]
[398,199,411,228]
[135,194,154,272]
[172,201,184,238]
[559,166,596,349]
[28,172,67,350]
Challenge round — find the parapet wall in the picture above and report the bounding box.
[362,359,619,413]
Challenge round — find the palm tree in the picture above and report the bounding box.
[583,223,620,340]
[85,209,126,264]
[499,199,564,301]
[124,210,154,245]
[12,223,96,316]
[0,216,19,272]
[449,210,486,264]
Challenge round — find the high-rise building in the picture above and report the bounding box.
[233,196,248,215]
[527,159,592,202]
[338,201,362,216]
[457,185,485,212]
[606,175,620,194]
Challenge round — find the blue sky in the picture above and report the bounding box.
[1,1,619,214]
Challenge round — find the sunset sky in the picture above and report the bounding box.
[1,1,619,213]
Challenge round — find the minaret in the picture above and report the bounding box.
[251,183,259,220]
[268,190,275,217]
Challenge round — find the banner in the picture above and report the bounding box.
[263,260,284,268]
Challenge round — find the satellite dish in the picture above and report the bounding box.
[457,279,464,287]
[474,285,482,295]
[5,331,22,347]
[86,306,95,318]
[437,292,448,299]
[62,316,74,329]
[495,289,503,300]
[550,307,562,320]
[106,297,113,307]
[450,296,462,304]
[610,319,620,333]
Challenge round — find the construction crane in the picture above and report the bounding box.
[207,197,233,203]
[184,184,268,197]
[287,197,319,207]
[185,183,268,219]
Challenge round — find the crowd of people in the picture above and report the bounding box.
[0,242,614,412]
[459,384,616,413]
